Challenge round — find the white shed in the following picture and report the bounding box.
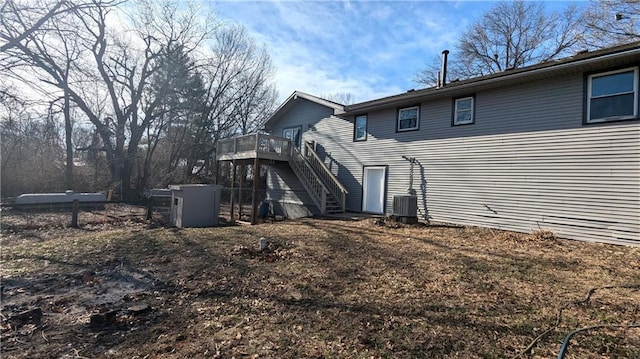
[169,184,221,228]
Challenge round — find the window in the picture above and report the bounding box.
[282,126,301,149]
[587,67,638,123]
[397,106,419,132]
[453,96,474,125]
[354,115,367,141]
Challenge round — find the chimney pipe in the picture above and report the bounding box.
[440,50,449,87]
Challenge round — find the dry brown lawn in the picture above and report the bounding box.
[1,208,639,358]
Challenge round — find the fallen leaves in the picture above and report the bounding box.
[1,210,639,358]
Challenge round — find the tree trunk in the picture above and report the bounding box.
[120,163,132,200]
[64,87,73,190]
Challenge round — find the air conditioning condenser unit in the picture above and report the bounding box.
[393,195,418,220]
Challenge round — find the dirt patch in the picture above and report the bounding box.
[1,208,639,358]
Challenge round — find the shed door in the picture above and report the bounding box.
[362,166,386,214]
[172,196,183,228]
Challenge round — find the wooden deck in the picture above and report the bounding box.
[217,133,292,161]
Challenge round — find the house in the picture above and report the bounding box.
[217,42,640,246]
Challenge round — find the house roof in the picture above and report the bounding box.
[343,41,640,115]
[263,91,345,129]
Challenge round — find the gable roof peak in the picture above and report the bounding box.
[263,91,345,129]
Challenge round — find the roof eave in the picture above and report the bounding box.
[263,91,345,129]
[343,44,640,116]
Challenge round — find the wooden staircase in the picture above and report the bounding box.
[215,133,347,215]
[288,143,347,214]
[324,196,343,214]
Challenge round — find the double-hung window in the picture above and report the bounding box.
[397,106,419,132]
[453,96,474,125]
[354,114,367,141]
[587,67,638,123]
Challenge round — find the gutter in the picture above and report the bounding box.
[343,45,640,115]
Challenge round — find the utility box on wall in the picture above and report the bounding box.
[170,184,222,228]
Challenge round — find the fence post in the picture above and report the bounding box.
[71,199,79,228]
[145,197,153,221]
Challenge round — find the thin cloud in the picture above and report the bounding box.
[212,1,494,102]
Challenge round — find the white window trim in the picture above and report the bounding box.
[397,106,419,132]
[454,97,474,125]
[354,115,367,141]
[587,66,638,123]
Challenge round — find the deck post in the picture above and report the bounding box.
[238,163,244,220]
[251,157,260,225]
[230,159,236,224]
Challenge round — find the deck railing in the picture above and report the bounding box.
[217,133,292,161]
[304,142,348,212]
[289,145,329,214]
[217,133,347,214]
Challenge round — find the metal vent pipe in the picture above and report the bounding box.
[440,50,449,87]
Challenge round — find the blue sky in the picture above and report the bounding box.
[212,1,588,103]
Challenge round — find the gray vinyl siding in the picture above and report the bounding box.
[263,98,335,211]
[265,69,639,245]
[265,163,319,216]
[267,99,335,146]
[416,124,639,245]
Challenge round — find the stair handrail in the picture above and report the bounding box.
[288,145,329,214]
[304,142,348,212]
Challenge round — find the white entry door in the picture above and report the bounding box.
[362,166,386,214]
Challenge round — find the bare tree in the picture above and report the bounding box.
[184,25,277,180]
[2,0,277,195]
[416,1,583,85]
[2,1,86,190]
[1,94,66,196]
[133,23,277,189]
[3,0,215,198]
[581,0,640,48]
[320,92,355,105]
[0,0,98,53]
[232,48,277,136]
[137,42,206,188]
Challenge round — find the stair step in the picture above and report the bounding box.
[287,145,347,215]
